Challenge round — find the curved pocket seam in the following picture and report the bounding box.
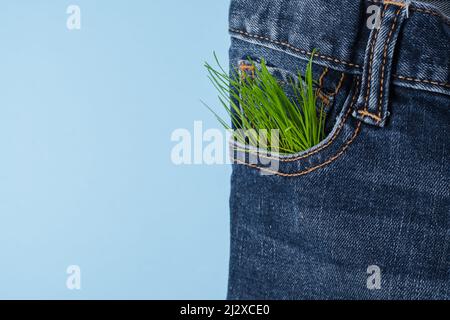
[231,77,360,163]
[232,121,361,177]
[231,78,362,177]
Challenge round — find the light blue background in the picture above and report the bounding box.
[0,1,230,299]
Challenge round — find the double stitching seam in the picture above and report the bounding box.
[393,75,450,89]
[361,5,387,119]
[377,7,403,119]
[413,8,450,26]
[229,28,361,68]
[368,0,450,26]
[230,30,450,90]
[231,77,361,166]
[383,0,406,7]
[233,122,362,177]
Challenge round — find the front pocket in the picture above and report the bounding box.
[229,39,362,176]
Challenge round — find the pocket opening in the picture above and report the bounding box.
[232,57,354,159]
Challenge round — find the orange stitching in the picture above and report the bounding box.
[368,0,450,26]
[329,73,346,98]
[363,5,387,114]
[317,91,330,105]
[231,77,361,163]
[316,68,330,104]
[232,122,362,177]
[318,68,329,87]
[239,63,255,79]
[243,108,351,162]
[377,8,402,118]
[358,110,382,121]
[229,28,361,68]
[413,8,450,26]
[384,0,405,7]
[393,75,450,89]
[239,64,255,72]
[318,73,345,105]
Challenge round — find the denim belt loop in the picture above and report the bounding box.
[353,0,411,127]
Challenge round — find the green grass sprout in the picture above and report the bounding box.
[204,53,325,154]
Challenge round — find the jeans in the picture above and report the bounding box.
[227,0,450,300]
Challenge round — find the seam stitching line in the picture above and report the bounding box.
[317,67,330,104]
[393,75,450,88]
[368,0,450,26]
[233,122,362,177]
[329,73,346,98]
[229,28,361,68]
[377,7,402,119]
[318,91,330,105]
[318,73,346,105]
[413,8,450,26]
[230,29,450,90]
[318,67,329,87]
[362,5,386,116]
[384,0,406,7]
[358,109,382,121]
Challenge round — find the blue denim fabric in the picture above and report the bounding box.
[227,0,450,300]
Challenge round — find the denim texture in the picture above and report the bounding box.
[420,1,450,16]
[227,0,450,299]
